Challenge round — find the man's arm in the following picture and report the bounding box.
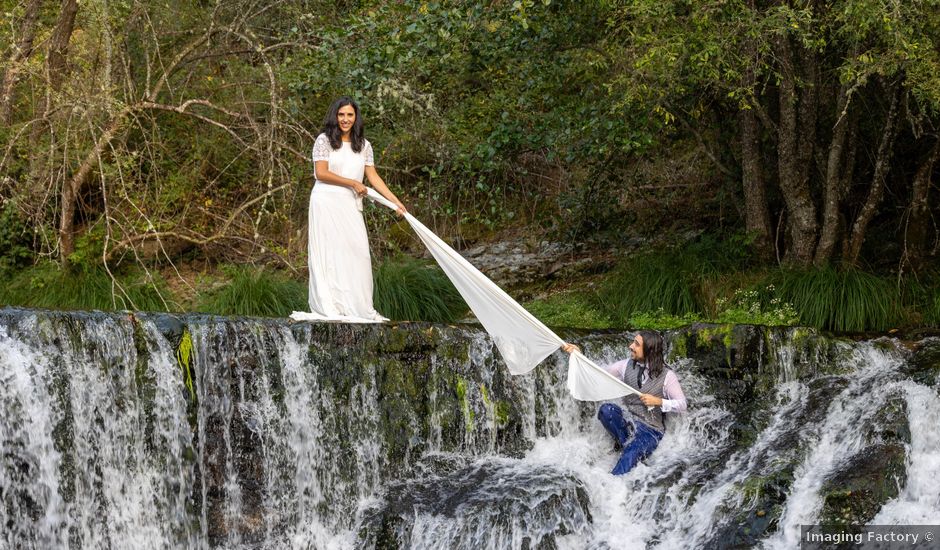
[606,359,630,380]
[660,371,687,413]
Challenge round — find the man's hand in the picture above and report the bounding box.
[561,343,581,354]
[639,393,663,407]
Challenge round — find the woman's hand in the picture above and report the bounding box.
[352,182,368,198]
[561,343,581,354]
[394,201,407,216]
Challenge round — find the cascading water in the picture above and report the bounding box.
[1,308,937,549]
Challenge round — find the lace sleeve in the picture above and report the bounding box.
[311,134,331,162]
[364,141,374,166]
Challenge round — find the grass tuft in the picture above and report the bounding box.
[601,236,744,324]
[772,267,902,332]
[0,263,174,312]
[373,256,467,322]
[196,266,307,317]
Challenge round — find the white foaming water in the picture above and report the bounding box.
[762,344,907,549]
[524,369,736,550]
[0,323,67,549]
[0,314,195,549]
[871,382,940,524]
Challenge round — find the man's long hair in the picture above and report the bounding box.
[639,330,666,378]
[321,96,365,152]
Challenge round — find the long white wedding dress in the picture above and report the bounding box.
[289,134,388,323]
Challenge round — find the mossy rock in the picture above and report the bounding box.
[818,443,907,526]
[902,337,940,387]
[705,469,794,549]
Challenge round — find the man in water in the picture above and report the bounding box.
[563,330,687,475]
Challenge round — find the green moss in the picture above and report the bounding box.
[176,329,196,401]
[495,401,511,427]
[668,332,689,362]
[456,376,474,432]
[699,324,735,366]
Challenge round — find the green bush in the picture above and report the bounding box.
[772,267,902,332]
[0,201,34,276]
[196,266,307,317]
[373,256,467,322]
[0,263,174,312]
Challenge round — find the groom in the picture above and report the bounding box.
[563,330,687,475]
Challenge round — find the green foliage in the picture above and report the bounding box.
[196,266,307,318]
[373,256,467,322]
[926,291,940,328]
[523,291,613,329]
[772,267,902,332]
[628,308,704,330]
[0,201,33,276]
[0,263,173,312]
[602,235,749,324]
[715,286,799,327]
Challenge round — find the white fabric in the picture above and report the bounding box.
[366,189,641,401]
[289,137,387,323]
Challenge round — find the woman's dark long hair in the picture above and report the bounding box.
[321,96,365,152]
[638,330,666,379]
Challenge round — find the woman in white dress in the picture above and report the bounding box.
[291,97,407,322]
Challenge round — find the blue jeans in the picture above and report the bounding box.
[597,403,664,475]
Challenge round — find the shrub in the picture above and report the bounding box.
[0,201,34,276]
[196,266,307,317]
[373,256,467,322]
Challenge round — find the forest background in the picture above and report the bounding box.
[1,0,939,332]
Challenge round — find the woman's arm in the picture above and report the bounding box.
[365,165,406,214]
[315,160,368,197]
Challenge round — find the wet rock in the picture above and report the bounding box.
[902,337,940,387]
[357,458,592,550]
[818,443,907,526]
[816,393,910,527]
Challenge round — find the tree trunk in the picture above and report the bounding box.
[814,85,852,265]
[739,107,773,261]
[797,44,818,195]
[845,85,902,266]
[0,0,42,125]
[906,137,940,270]
[47,0,80,97]
[50,0,81,264]
[738,25,773,262]
[776,35,818,265]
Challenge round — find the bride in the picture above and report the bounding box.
[290,97,407,322]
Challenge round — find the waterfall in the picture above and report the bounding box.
[1,308,937,549]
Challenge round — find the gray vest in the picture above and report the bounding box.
[621,359,671,433]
